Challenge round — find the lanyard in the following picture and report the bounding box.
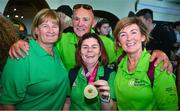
[83,64,99,84]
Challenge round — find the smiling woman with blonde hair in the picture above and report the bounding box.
[0,9,68,110]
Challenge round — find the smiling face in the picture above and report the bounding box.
[80,38,101,67]
[118,24,145,55]
[35,19,59,47]
[72,7,95,37]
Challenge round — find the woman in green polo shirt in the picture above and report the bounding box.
[63,33,116,110]
[113,17,178,110]
[0,9,68,110]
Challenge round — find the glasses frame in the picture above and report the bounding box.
[73,4,93,10]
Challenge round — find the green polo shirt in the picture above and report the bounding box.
[69,65,116,110]
[114,49,178,110]
[0,39,69,110]
[55,32,118,71]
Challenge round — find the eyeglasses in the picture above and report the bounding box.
[73,4,93,10]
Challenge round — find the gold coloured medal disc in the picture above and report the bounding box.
[84,84,98,99]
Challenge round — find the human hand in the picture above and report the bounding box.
[150,50,172,73]
[9,40,29,59]
[94,80,110,97]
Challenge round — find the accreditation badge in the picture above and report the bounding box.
[84,84,98,99]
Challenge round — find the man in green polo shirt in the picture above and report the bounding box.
[55,4,118,70]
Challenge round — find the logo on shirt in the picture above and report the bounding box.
[128,78,146,86]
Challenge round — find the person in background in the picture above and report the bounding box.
[63,33,116,110]
[128,11,135,17]
[174,21,180,41]
[173,21,180,108]
[113,17,178,110]
[55,5,73,33]
[95,18,114,40]
[0,9,69,110]
[0,16,19,73]
[136,8,174,59]
[8,4,172,73]
[173,21,180,53]
[176,49,180,109]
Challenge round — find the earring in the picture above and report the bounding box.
[118,43,121,47]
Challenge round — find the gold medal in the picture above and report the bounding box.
[84,84,98,99]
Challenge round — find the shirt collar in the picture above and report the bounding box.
[121,49,150,74]
[66,29,95,45]
[30,38,56,57]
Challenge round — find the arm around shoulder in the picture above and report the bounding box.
[9,39,29,59]
[150,50,172,73]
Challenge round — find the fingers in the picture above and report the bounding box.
[8,40,29,59]
[160,58,173,73]
[150,50,164,63]
[150,50,156,62]
[9,44,20,59]
[9,46,14,59]
[23,42,29,55]
[150,50,173,73]
[100,90,109,97]
[12,46,20,59]
[94,80,110,96]
[16,46,25,58]
[94,80,108,88]
[153,57,162,67]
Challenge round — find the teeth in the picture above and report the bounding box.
[77,27,85,31]
[47,35,55,37]
[127,42,135,47]
[47,34,54,36]
[85,55,94,58]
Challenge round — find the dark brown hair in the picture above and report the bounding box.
[0,16,19,71]
[136,8,153,20]
[76,33,108,68]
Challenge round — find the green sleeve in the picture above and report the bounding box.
[0,57,29,104]
[100,36,117,64]
[108,71,116,101]
[153,64,178,110]
[55,35,62,56]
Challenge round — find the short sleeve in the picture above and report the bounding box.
[0,57,29,104]
[153,65,178,110]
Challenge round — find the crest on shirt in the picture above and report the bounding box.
[128,78,146,86]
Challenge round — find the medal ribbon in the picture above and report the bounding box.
[88,63,99,84]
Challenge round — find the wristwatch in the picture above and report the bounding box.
[100,94,110,103]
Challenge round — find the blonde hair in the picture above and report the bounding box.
[31,8,61,38]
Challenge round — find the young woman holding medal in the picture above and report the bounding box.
[63,33,116,110]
